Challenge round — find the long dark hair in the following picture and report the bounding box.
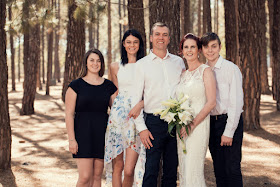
[79,49,105,77]
[121,29,144,65]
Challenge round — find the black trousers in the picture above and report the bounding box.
[142,114,178,187]
[209,114,243,187]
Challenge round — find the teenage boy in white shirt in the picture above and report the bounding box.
[201,32,244,187]
[132,22,185,187]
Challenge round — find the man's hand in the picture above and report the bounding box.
[139,129,154,149]
[220,135,233,146]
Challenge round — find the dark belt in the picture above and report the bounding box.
[210,113,227,120]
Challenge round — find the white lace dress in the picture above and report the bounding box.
[176,64,210,187]
[104,63,146,187]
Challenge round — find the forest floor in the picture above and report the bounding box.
[0,76,280,187]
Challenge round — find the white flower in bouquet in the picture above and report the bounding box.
[161,112,176,123]
[178,111,193,125]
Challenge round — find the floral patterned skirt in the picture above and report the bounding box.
[104,92,146,187]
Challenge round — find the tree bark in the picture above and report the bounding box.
[198,0,202,36]
[54,0,61,83]
[272,0,280,110]
[259,0,270,94]
[42,23,45,84]
[119,0,122,52]
[62,0,85,102]
[203,0,212,33]
[107,0,112,79]
[183,0,191,35]
[148,0,180,55]
[0,0,12,170]
[18,36,21,82]
[9,6,15,91]
[88,3,94,49]
[128,0,146,53]
[96,0,100,48]
[238,0,261,130]
[224,0,239,66]
[21,21,40,115]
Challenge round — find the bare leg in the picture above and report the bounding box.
[112,152,124,187]
[92,158,104,187]
[123,147,139,187]
[76,158,94,187]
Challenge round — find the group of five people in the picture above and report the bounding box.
[65,22,244,187]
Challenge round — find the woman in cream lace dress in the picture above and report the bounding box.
[176,33,216,187]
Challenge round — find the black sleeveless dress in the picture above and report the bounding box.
[68,78,117,158]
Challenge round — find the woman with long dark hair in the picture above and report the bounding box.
[104,29,146,187]
[65,49,117,187]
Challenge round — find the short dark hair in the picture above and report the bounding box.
[79,49,105,77]
[200,32,221,46]
[150,22,170,36]
[121,29,145,65]
[179,33,201,56]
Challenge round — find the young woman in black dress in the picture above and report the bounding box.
[65,49,117,187]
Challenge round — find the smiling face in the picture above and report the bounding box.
[202,39,221,63]
[123,35,140,56]
[182,39,200,62]
[150,26,170,51]
[86,53,101,75]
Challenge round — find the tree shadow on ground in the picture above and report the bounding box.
[0,169,17,187]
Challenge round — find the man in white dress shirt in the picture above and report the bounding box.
[201,32,244,187]
[132,22,185,187]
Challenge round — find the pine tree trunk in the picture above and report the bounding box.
[37,26,42,91]
[119,0,122,52]
[0,0,12,170]
[96,0,100,48]
[128,0,146,53]
[268,0,276,100]
[9,6,15,91]
[107,0,112,79]
[21,22,40,115]
[149,0,180,55]
[88,3,94,49]
[224,0,239,66]
[183,0,191,34]
[46,26,53,95]
[62,1,85,102]
[238,0,261,130]
[54,0,61,83]
[203,0,212,33]
[18,36,21,82]
[198,0,202,36]
[259,0,270,94]
[42,23,45,84]
[272,0,280,110]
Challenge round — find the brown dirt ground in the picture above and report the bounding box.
[1,74,280,187]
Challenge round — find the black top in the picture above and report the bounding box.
[69,78,117,158]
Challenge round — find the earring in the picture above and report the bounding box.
[198,54,200,59]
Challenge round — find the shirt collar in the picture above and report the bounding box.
[149,49,171,61]
[206,55,223,69]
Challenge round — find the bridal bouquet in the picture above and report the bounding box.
[153,93,194,154]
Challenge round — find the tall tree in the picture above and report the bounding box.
[17,36,21,82]
[0,0,11,170]
[268,0,276,100]
[203,0,212,33]
[198,0,202,36]
[148,0,180,55]
[54,0,61,83]
[259,0,270,94]
[182,0,191,35]
[272,0,280,110]
[224,0,240,66]
[41,22,45,84]
[88,2,94,49]
[96,0,100,48]
[21,0,40,115]
[128,0,146,53]
[119,0,122,51]
[107,0,112,79]
[238,0,261,130]
[62,0,85,102]
[46,0,54,95]
[214,0,219,33]
[8,6,16,91]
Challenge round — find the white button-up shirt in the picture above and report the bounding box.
[207,56,244,138]
[132,50,185,133]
